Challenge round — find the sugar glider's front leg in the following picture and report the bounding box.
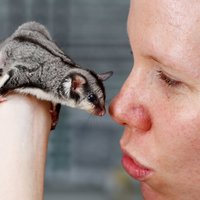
[50,103,61,130]
[0,52,10,103]
[0,74,11,103]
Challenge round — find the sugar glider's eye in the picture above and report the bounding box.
[87,94,97,103]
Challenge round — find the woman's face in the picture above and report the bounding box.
[109,0,200,199]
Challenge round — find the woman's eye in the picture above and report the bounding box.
[156,70,182,87]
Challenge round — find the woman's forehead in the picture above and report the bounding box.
[128,0,200,78]
[129,0,200,32]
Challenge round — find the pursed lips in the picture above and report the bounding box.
[121,148,153,181]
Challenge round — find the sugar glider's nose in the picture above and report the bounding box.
[94,106,106,116]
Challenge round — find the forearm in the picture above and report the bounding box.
[0,94,51,200]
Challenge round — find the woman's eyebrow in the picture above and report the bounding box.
[147,53,181,71]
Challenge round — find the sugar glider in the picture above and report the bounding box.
[0,22,113,128]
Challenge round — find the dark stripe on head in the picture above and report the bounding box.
[86,69,106,100]
[70,90,80,102]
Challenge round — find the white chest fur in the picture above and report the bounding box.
[15,88,77,108]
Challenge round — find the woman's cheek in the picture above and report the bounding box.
[155,99,200,174]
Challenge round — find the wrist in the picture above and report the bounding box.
[0,94,51,200]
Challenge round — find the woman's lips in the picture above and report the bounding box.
[121,153,153,181]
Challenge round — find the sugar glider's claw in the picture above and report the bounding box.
[50,103,61,131]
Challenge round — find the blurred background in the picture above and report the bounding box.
[0,0,143,199]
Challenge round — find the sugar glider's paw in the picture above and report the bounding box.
[0,52,9,88]
[50,103,61,130]
[0,95,7,103]
[0,53,4,76]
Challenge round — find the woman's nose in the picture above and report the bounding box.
[109,74,152,132]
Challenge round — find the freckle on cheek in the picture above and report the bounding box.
[165,91,171,100]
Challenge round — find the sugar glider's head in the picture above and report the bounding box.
[60,69,113,116]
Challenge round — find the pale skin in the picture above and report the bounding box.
[0,94,52,200]
[109,0,200,199]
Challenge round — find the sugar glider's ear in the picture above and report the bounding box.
[97,71,113,81]
[71,74,86,92]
